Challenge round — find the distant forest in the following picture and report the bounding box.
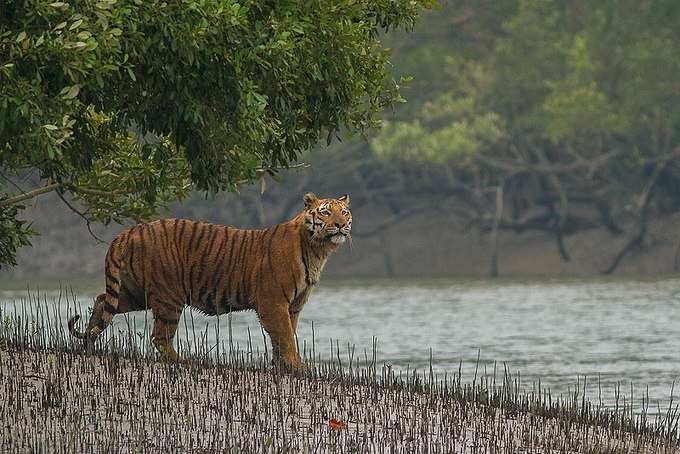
[5,1,680,280]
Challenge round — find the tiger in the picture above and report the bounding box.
[68,192,352,371]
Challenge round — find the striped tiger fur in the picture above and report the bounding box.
[68,192,352,371]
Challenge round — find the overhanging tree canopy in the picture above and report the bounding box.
[0,0,434,267]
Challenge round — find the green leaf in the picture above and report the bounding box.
[43,124,58,131]
[69,19,83,30]
[62,85,80,99]
[15,32,26,43]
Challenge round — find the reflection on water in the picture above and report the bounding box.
[2,277,680,414]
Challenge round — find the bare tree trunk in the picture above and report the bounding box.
[604,163,664,274]
[489,184,504,278]
[379,234,395,278]
[555,229,570,262]
[603,207,649,275]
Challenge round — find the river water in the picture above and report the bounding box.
[2,277,680,415]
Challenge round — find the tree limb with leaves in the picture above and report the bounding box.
[0,0,435,268]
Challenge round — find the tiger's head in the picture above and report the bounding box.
[303,192,352,245]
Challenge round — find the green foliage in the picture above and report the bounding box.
[373,57,504,166]
[70,111,191,224]
[372,1,680,240]
[0,0,433,267]
[0,204,35,269]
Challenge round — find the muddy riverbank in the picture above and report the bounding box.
[1,344,679,453]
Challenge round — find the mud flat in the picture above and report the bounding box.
[1,293,679,453]
[0,341,678,454]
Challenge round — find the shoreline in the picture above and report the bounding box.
[2,273,680,293]
[1,344,679,453]
[5,194,680,280]
[1,282,680,452]
[3,279,680,422]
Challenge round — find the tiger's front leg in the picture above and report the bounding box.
[290,310,301,334]
[289,287,312,334]
[257,299,307,372]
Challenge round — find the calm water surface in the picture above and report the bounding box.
[2,277,680,414]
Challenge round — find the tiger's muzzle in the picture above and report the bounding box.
[325,225,351,244]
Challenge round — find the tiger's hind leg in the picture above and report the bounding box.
[150,303,182,361]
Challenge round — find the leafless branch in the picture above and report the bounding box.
[0,171,27,194]
[475,149,621,176]
[352,207,429,238]
[54,189,106,244]
[0,182,62,208]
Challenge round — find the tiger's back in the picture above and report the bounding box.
[109,219,270,316]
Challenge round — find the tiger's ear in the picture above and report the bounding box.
[338,194,350,206]
[303,192,319,208]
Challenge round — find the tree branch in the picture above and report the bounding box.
[0,182,62,208]
[54,189,106,244]
[0,181,132,208]
[352,206,429,238]
[0,171,27,194]
[68,185,125,197]
[475,149,621,175]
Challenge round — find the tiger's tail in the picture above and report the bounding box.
[69,236,125,342]
[68,293,110,341]
[67,314,90,340]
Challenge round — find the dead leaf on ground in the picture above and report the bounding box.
[328,419,347,431]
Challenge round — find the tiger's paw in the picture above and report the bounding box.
[274,357,311,376]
